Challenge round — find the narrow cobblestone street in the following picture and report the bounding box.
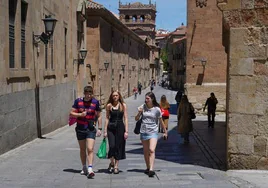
[0,86,262,188]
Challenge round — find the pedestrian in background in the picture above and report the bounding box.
[138,82,142,95]
[160,95,170,132]
[133,86,138,99]
[104,90,128,174]
[70,86,102,178]
[175,90,183,110]
[177,95,193,144]
[135,92,167,177]
[203,92,218,128]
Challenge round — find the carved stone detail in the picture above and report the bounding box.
[196,0,207,8]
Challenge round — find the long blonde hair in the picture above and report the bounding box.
[106,90,125,111]
[160,95,170,109]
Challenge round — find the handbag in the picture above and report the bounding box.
[134,116,142,135]
[190,103,196,119]
[68,114,77,126]
[108,106,119,130]
[96,138,107,159]
[134,104,144,134]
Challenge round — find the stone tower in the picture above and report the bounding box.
[118,1,156,44]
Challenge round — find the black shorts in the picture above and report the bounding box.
[162,116,169,120]
[75,127,96,140]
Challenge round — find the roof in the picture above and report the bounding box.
[119,1,156,11]
[170,25,187,36]
[171,36,187,44]
[86,1,105,9]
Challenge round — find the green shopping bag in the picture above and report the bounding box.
[96,138,107,159]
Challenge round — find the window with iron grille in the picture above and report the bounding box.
[45,44,48,69]
[50,37,54,69]
[9,0,17,68]
[21,1,28,68]
[64,28,67,70]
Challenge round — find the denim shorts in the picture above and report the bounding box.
[140,132,158,141]
[75,127,96,140]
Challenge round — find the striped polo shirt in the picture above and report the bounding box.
[72,97,101,129]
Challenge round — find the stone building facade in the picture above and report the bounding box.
[186,0,227,114]
[0,0,151,155]
[217,0,268,170]
[118,1,160,82]
[166,25,187,90]
[0,0,86,155]
[85,1,151,106]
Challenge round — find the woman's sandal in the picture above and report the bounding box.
[113,168,119,174]
[108,163,114,173]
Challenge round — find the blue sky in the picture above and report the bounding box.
[94,0,187,32]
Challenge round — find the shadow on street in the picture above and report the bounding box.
[126,119,227,171]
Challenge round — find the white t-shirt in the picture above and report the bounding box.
[138,104,162,134]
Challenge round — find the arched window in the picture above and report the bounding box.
[125,15,130,22]
[140,15,145,22]
[132,15,137,22]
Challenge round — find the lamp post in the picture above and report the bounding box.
[33,15,57,139]
[33,15,57,44]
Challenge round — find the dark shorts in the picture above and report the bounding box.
[75,127,96,140]
[162,116,169,120]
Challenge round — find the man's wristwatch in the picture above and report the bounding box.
[98,128,102,131]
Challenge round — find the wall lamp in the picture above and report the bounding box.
[200,58,207,67]
[73,48,88,65]
[192,57,207,68]
[100,61,109,71]
[121,64,126,73]
[33,15,57,45]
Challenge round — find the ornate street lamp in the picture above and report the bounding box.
[33,15,57,44]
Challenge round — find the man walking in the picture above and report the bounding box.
[203,92,218,128]
[70,86,102,178]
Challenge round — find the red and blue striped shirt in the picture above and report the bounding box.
[72,97,101,129]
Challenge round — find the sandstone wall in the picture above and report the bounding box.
[186,84,226,115]
[187,0,227,84]
[218,0,268,169]
[0,0,81,155]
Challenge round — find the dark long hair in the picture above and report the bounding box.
[106,90,125,111]
[145,92,160,107]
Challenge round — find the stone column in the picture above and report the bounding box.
[217,0,268,169]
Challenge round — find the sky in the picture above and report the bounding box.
[94,0,187,32]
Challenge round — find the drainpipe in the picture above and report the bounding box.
[32,33,42,138]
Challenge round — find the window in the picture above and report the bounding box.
[50,37,54,69]
[45,44,48,69]
[21,1,28,68]
[140,15,145,22]
[64,28,67,70]
[9,0,17,68]
[125,15,130,22]
[132,15,137,22]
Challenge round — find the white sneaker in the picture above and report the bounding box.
[87,168,95,178]
[80,166,88,175]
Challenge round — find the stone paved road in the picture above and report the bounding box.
[0,86,259,188]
